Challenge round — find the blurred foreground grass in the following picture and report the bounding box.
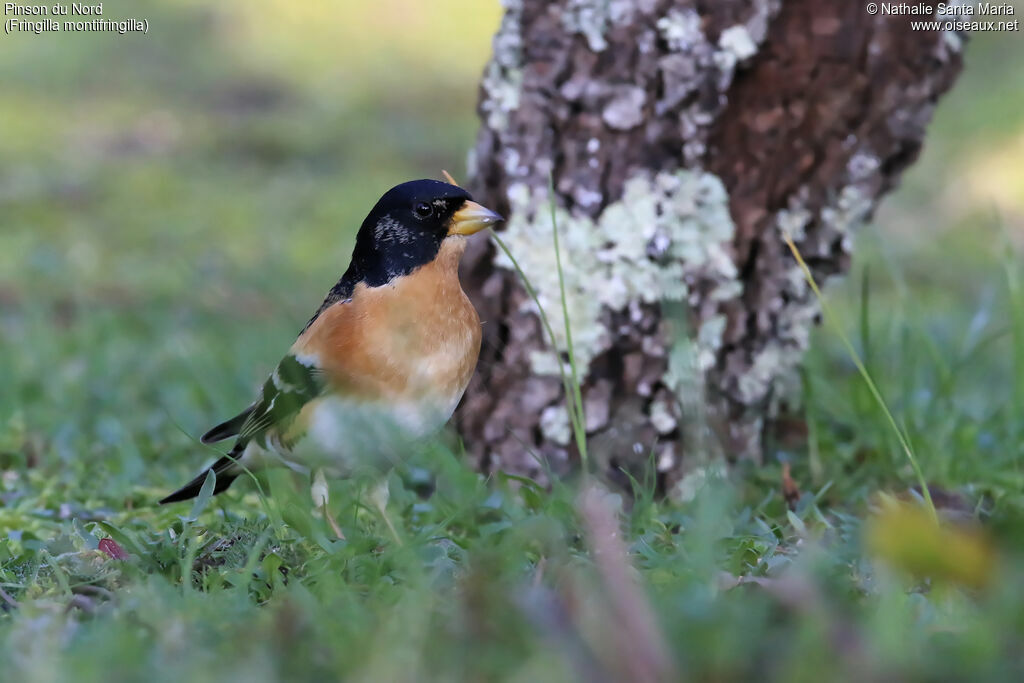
[3,1,1024,680]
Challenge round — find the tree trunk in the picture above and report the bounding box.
[456,0,964,494]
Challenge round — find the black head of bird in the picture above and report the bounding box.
[349,179,503,287]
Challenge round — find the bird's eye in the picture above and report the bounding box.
[413,202,433,219]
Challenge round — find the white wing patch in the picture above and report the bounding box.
[294,351,321,368]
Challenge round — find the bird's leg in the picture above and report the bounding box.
[368,477,401,545]
[311,468,345,540]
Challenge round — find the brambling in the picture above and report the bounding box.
[160,179,502,504]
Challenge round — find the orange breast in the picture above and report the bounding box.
[293,238,482,413]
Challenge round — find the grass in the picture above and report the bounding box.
[547,173,590,473]
[3,2,1024,680]
[783,233,936,521]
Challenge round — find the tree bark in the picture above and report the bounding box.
[456,0,964,494]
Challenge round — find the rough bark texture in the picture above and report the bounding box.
[456,0,964,494]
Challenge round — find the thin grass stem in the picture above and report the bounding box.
[547,173,590,470]
[491,233,588,467]
[782,233,936,522]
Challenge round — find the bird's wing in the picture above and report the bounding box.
[209,353,326,450]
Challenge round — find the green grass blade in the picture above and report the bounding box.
[491,207,590,472]
[547,173,589,470]
[491,234,577,418]
[782,233,936,522]
[859,266,872,370]
[188,469,218,522]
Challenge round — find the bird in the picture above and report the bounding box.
[160,178,502,504]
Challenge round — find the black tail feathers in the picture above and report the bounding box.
[200,406,255,444]
[159,455,241,505]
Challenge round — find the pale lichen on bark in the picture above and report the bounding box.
[495,170,739,377]
[479,0,525,132]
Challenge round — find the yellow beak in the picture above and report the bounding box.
[449,200,504,236]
